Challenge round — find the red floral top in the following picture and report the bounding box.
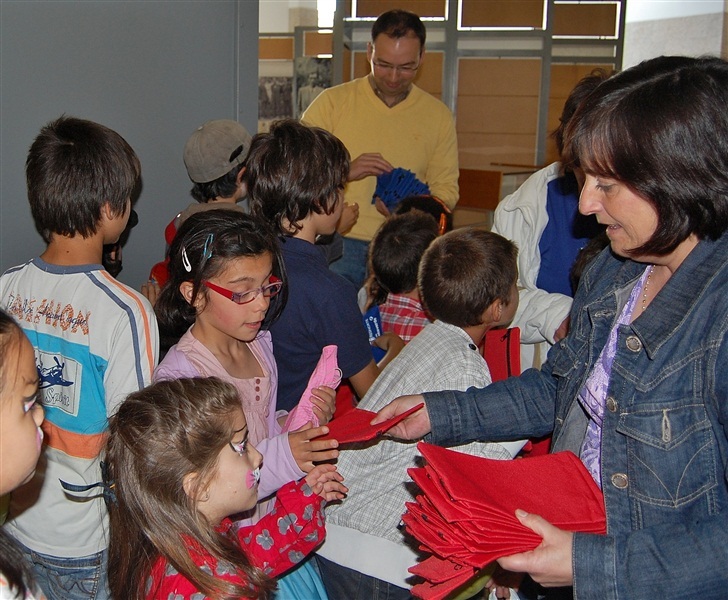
[144,480,325,599]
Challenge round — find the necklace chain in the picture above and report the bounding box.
[641,265,655,312]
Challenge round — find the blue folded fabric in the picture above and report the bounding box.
[373,167,430,211]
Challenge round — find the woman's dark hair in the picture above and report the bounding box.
[564,55,728,257]
[0,310,37,599]
[154,209,287,342]
[106,377,276,599]
[245,120,349,236]
[419,228,518,327]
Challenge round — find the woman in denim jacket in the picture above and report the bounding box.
[374,55,728,600]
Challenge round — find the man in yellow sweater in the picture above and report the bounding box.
[302,9,459,288]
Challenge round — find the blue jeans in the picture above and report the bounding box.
[330,237,369,290]
[17,542,109,600]
[316,555,413,600]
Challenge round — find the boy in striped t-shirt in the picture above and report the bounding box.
[0,116,158,600]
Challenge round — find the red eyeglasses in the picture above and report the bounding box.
[204,276,283,305]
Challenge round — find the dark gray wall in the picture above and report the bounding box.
[0,0,259,288]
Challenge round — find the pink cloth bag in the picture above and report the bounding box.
[284,345,342,430]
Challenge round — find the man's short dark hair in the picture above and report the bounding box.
[245,120,349,236]
[564,55,728,257]
[419,228,517,327]
[371,9,426,49]
[26,116,140,243]
[370,211,439,296]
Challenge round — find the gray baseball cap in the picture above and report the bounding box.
[183,119,252,183]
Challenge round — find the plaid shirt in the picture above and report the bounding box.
[319,321,517,586]
[379,293,431,343]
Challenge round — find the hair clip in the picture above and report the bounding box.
[182,246,192,272]
[202,234,214,261]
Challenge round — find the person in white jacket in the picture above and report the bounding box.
[493,69,611,370]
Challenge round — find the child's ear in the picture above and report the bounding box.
[182,472,209,503]
[493,299,504,322]
[179,281,196,306]
[481,299,503,327]
[101,202,114,221]
[98,202,120,230]
[101,200,128,221]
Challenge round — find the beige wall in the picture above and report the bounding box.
[624,11,726,68]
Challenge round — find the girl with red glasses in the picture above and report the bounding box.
[152,209,339,598]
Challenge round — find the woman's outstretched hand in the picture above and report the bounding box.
[370,394,430,440]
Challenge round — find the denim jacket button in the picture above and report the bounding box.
[626,336,642,352]
[611,472,629,489]
[606,396,618,412]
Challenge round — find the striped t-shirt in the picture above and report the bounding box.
[0,258,158,557]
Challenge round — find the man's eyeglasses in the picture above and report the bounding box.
[372,60,420,75]
[204,276,283,305]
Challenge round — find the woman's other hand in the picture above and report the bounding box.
[497,510,574,588]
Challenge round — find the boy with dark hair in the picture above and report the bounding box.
[149,119,252,287]
[367,211,438,342]
[316,227,523,600]
[246,119,402,412]
[184,119,251,204]
[0,116,158,600]
[419,227,520,328]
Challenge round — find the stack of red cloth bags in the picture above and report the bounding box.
[403,442,606,600]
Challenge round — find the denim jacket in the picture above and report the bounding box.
[424,232,728,600]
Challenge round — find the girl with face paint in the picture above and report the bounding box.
[104,377,346,600]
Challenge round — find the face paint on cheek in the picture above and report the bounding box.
[246,467,261,489]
